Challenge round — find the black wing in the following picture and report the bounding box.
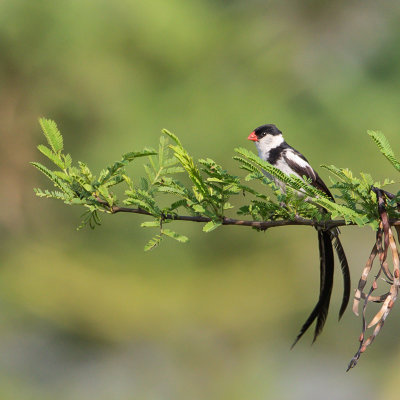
[282,150,334,199]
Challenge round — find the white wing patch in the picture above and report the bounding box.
[284,150,317,181]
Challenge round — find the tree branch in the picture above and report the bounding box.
[95,198,400,231]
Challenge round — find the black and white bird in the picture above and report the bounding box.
[248,124,350,346]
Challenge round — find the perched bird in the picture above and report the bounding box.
[248,124,350,346]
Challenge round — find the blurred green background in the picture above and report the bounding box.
[2,0,400,399]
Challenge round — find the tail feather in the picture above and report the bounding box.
[291,230,334,347]
[313,230,334,342]
[332,235,351,319]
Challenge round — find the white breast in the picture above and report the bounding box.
[255,135,284,160]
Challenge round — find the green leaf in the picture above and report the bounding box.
[144,235,162,251]
[207,177,224,183]
[123,149,157,161]
[368,220,380,230]
[39,118,63,153]
[98,186,112,204]
[77,210,101,230]
[203,220,222,232]
[321,164,348,181]
[70,198,87,205]
[31,163,73,196]
[64,154,72,169]
[192,204,206,213]
[158,135,166,165]
[33,188,68,200]
[141,221,161,227]
[163,157,179,167]
[368,130,400,172]
[162,229,189,243]
[83,184,93,192]
[140,177,149,191]
[162,129,182,146]
[169,199,187,210]
[53,171,71,181]
[169,144,208,196]
[144,164,155,182]
[31,161,56,181]
[37,144,65,169]
[157,186,186,196]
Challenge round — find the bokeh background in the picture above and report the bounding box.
[2,0,400,399]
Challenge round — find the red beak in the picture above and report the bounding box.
[247,131,258,142]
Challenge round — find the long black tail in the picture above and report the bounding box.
[291,230,334,347]
[332,234,350,319]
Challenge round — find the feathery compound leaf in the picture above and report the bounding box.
[31,162,57,181]
[157,186,186,196]
[163,157,180,167]
[168,144,208,196]
[162,129,182,146]
[169,199,188,211]
[316,198,367,225]
[37,145,65,169]
[144,235,162,251]
[31,162,72,195]
[34,188,69,200]
[162,229,189,243]
[98,149,156,186]
[321,164,349,181]
[158,135,166,165]
[63,153,72,169]
[123,149,157,161]
[203,220,222,232]
[141,221,161,227]
[233,156,260,174]
[77,210,101,230]
[39,118,63,153]
[98,185,113,205]
[160,131,208,195]
[368,130,400,172]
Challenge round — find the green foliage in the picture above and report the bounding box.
[202,220,222,232]
[32,120,400,249]
[78,210,101,230]
[162,229,189,243]
[39,118,64,154]
[144,234,163,251]
[368,130,400,172]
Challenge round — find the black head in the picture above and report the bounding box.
[253,124,282,140]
